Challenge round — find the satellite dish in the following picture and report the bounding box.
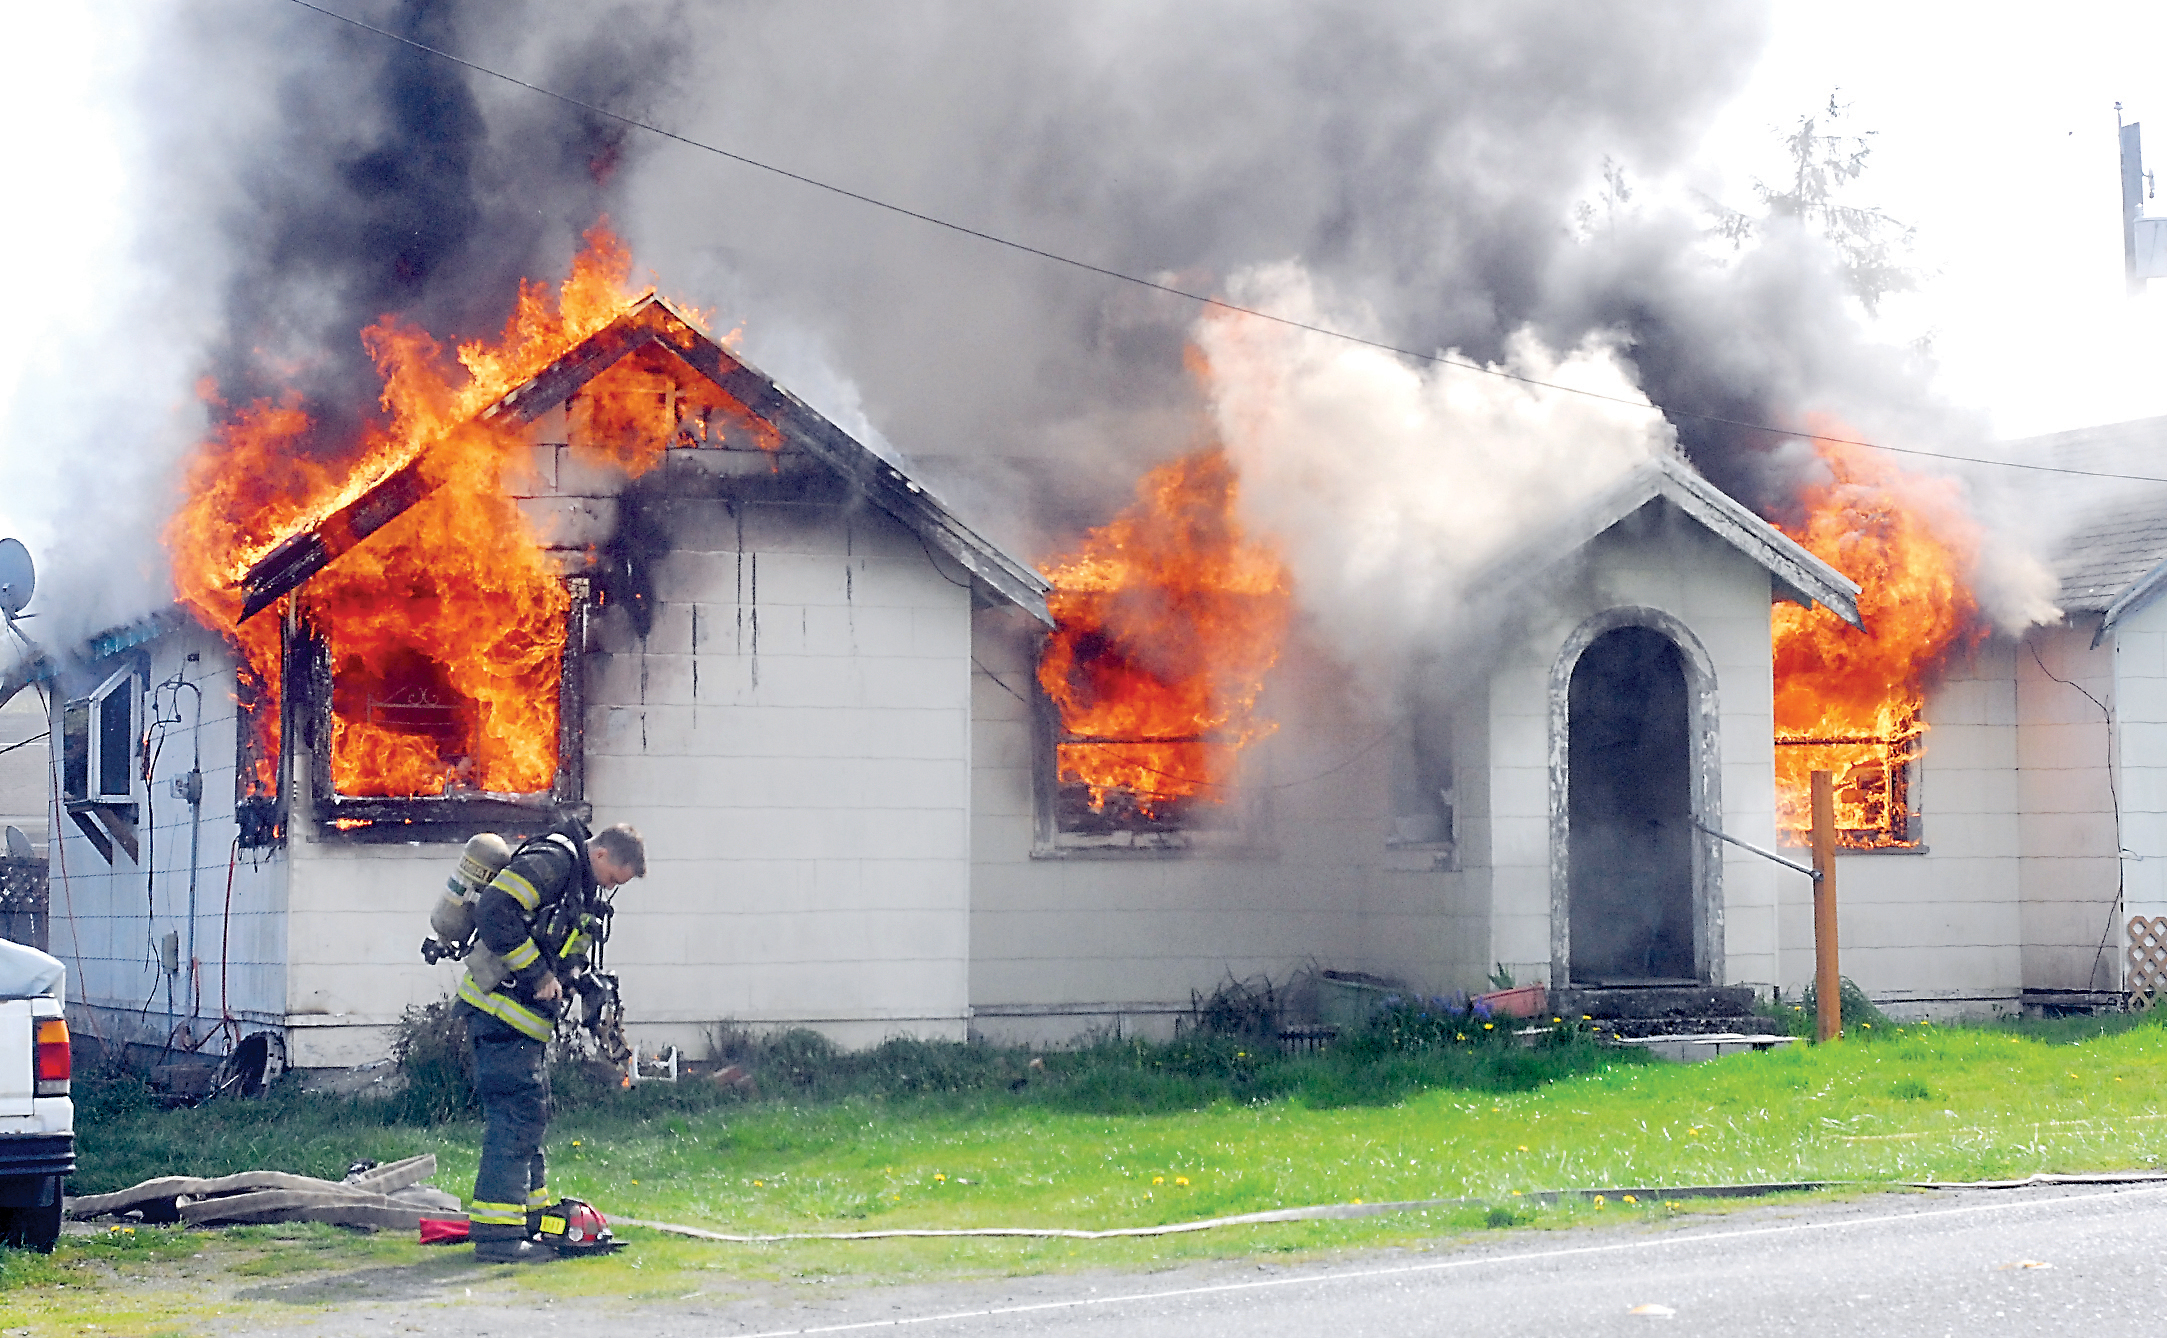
[0,539,32,619]
[3,826,30,861]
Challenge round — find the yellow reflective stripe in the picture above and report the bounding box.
[502,938,541,970]
[558,927,586,959]
[526,1187,552,1207]
[457,972,555,1042]
[470,1200,527,1226]
[491,868,542,912]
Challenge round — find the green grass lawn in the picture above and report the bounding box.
[7,1014,2166,1332]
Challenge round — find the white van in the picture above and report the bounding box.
[0,938,72,1252]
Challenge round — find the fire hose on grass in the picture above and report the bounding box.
[610,1172,2167,1243]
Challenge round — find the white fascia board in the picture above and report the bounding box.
[1648,455,1862,627]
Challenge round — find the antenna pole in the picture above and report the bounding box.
[2123,109,2147,295]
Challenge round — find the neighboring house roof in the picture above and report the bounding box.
[2005,415,2167,635]
[2056,504,2167,615]
[240,294,1053,626]
[1477,451,1864,628]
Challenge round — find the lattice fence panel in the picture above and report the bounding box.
[0,856,47,952]
[2127,916,2167,1013]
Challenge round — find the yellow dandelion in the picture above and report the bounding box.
[1593,1195,1606,1208]
[1153,1176,1164,1185]
[1623,1195,1637,1205]
[754,1180,763,1187]
[1484,1023,1495,1030]
[1517,1145,1529,1152]
[1352,1197,1362,1204]
[1175,1176,1189,1186]
[935,1174,947,1182]
[571,1140,580,1147]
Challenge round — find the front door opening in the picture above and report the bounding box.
[1568,625,1694,982]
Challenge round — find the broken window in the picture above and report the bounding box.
[1031,682,1271,852]
[1030,449,1291,854]
[1388,705,1455,853]
[1773,709,1921,848]
[292,583,589,840]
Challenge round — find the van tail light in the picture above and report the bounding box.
[35,1018,70,1096]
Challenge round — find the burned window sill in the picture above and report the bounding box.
[1776,841,1931,858]
[1032,832,1280,861]
[1382,843,1458,872]
[311,795,590,845]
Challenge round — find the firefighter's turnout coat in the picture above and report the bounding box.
[457,824,598,1042]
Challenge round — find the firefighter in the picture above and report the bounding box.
[459,820,646,1264]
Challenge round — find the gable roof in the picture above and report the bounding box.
[240,295,1052,625]
[1476,451,1863,627]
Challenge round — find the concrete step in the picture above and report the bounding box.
[1587,1014,1781,1039]
[1557,985,1758,1021]
[1616,1033,1795,1063]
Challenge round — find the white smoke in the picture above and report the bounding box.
[1196,262,1676,662]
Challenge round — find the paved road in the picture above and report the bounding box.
[224,1183,2167,1337]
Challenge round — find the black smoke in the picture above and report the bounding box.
[175,0,684,450]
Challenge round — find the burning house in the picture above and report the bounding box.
[15,216,2167,1070]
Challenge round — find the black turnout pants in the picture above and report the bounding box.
[465,1007,551,1242]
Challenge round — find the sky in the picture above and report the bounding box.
[3,2,2166,565]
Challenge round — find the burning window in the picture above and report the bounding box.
[162,227,670,841]
[293,580,586,833]
[1035,449,1291,849]
[1770,433,1982,849]
[1773,712,1920,847]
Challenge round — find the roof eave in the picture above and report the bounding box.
[1467,455,1860,629]
[1648,454,1862,628]
[2095,555,2167,646]
[239,295,1053,627]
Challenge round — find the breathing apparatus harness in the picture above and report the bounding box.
[421,828,632,1065]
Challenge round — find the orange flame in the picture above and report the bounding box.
[165,223,713,798]
[1770,431,1983,844]
[1036,448,1292,817]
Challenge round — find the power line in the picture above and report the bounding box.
[281,0,2167,488]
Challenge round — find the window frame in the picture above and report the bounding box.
[59,658,145,863]
[1773,707,1924,850]
[1385,700,1458,861]
[1027,665,1275,859]
[289,579,592,843]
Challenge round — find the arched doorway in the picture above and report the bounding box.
[1566,625,1695,982]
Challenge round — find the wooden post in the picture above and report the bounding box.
[1810,770,1841,1043]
